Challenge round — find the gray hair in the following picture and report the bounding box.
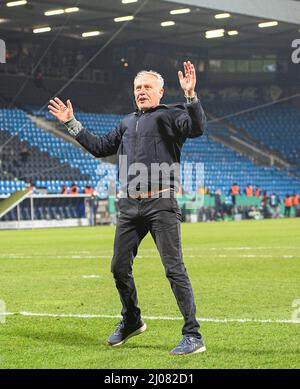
[134,70,164,88]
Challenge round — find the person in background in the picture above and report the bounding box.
[61,185,68,194]
[34,70,44,88]
[84,184,94,195]
[230,183,240,207]
[284,194,293,217]
[261,192,271,219]
[270,193,280,218]
[88,189,99,226]
[292,193,299,217]
[244,183,253,197]
[70,182,79,195]
[214,189,224,220]
[254,186,262,197]
[176,184,183,196]
[20,143,29,164]
[261,191,269,204]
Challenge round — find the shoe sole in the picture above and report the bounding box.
[108,323,147,347]
[170,345,206,356]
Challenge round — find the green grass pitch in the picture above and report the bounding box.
[0,218,299,369]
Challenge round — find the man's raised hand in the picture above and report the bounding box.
[48,97,73,123]
[178,61,196,98]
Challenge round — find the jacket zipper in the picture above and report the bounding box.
[154,139,158,162]
[134,112,144,163]
[134,117,139,164]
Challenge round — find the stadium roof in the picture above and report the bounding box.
[0,0,299,55]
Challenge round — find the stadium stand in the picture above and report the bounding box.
[204,99,300,173]
[0,127,89,184]
[0,179,26,197]
[0,108,103,195]
[0,74,120,114]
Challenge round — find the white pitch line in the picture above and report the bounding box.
[82,275,102,279]
[1,246,299,259]
[3,311,300,324]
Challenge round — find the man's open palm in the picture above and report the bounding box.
[178,61,196,97]
[48,97,73,123]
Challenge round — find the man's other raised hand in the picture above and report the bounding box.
[48,97,74,123]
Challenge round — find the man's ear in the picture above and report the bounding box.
[160,88,164,98]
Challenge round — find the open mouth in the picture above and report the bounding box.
[138,97,148,103]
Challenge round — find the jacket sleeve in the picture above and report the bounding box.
[75,124,124,158]
[174,100,207,139]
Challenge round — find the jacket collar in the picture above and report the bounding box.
[134,103,184,115]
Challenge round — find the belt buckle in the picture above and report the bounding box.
[135,193,145,200]
[137,191,152,199]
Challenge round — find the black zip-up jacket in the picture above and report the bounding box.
[73,100,207,194]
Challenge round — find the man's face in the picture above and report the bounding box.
[134,74,164,111]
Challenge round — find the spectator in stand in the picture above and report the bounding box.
[244,184,253,197]
[230,183,240,207]
[34,70,44,88]
[70,182,79,195]
[61,185,68,194]
[76,51,85,69]
[84,184,93,195]
[20,143,30,164]
[292,193,299,217]
[284,194,293,217]
[254,186,262,197]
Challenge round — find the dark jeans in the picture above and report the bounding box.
[111,195,201,338]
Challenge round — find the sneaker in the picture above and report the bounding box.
[108,320,147,346]
[170,336,206,355]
